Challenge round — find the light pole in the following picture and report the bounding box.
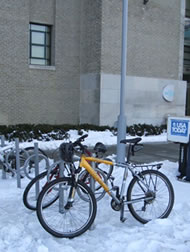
[116,0,128,163]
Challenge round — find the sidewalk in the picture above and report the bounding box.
[106,141,179,164]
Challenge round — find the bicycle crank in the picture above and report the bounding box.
[110,199,121,211]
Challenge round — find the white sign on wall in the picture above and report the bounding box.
[163,85,174,102]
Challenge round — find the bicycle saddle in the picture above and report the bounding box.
[120,137,142,145]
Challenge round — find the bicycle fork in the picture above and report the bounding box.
[58,174,79,213]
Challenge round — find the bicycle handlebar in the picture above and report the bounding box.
[73,134,88,147]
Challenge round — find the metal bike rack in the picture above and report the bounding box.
[89,154,96,230]
[23,149,50,180]
[58,161,65,214]
[1,136,50,191]
[15,138,21,188]
[1,135,6,179]
[0,135,5,147]
[22,143,49,198]
[34,143,40,198]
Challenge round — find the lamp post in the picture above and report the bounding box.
[116,0,128,163]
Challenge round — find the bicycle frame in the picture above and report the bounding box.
[80,155,125,205]
[79,155,155,206]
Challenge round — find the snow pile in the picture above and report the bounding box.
[0,131,190,252]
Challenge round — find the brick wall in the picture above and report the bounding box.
[0,0,185,126]
[0,0,81,125]
[101,0,181,79]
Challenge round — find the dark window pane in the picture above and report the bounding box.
[46,33,50,46]
[46,46,50,59]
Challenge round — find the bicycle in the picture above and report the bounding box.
[0,144,30,177]
[23,139,113,210]
[0,144,47,178]
[35,134,174,238]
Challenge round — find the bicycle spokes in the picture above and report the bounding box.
[127,170,174,223]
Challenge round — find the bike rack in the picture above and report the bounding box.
[15,138,21,188]
[0,135,6,179]
[89,154,96,230]
[0,135,5,147]
[0,135,50,190]
[23,143,50,196]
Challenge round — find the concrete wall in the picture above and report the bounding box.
[100,74,187,126]
[79,0,102,125]
[80,0,186,126]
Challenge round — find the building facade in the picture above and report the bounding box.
[0,0,187,126]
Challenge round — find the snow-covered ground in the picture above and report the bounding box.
[1,130,190,252]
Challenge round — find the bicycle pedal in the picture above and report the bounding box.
[112,186,119,191]
[109,175,115,181]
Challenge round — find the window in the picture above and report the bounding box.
[184,19,190,73]
[186,0,190,18]
[29,23,51,65]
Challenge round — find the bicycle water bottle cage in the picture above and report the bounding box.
[59,143,74,163]
[94,142,107,154]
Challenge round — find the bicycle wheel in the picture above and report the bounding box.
[6,149,29,176]
[23,162,71,210]
[36,177,97,238]
[78,168,107,201]
[96,158,113,180]
[2,162,15,177]
[23,147,48,179]
[127,170,174,224]
[23,169,58,210]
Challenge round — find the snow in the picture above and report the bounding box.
[17,129,168,152]
[1,130,190,252]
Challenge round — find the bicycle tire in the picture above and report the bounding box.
[127,169,174,224]
[23,162,72,210]
[23,170,58,210]
[24,147,47,158]
[5,149,29,176]
[78,167,107,201]
[36,177,97,238]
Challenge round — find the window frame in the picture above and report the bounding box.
[29,23,51,66]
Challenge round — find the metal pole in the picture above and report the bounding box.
[2,164,6,179]
[34,143,40,199]
[15,138,21,188]
[59,161,65,214]
[186,135,190,181]
[90,157,95,230]
[1,135,6,179]
[117,0,128,163]
[0,135,5,147]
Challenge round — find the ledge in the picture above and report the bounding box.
[29,65,56,71]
